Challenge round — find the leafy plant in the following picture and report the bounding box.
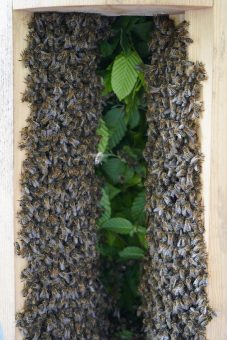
[119,246,145,260]
[111,51,142,101]
[96,16,153,337]
[101,217,134,235]
[104,107,127,149]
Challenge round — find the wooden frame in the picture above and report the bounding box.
[0,0,227,339]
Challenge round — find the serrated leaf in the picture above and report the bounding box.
[109,118,126,149]
[97,119,110,153]
[122,145,138,160]
[120,29,131,53]
[119,246,145,259]
[98,188,111,225]
[104,183,121,200]
[126,174,141,186]
[102,70,112,96]
[102,158,126,184]
[123,167,134,183]
[101,218,133,234]
[125,84,142,128]
[104,108,126,149]
[131,191,146,224]
[111,51,142,101]
[104,107,124,127]
[129,108,140,129]
[136,226,147,234]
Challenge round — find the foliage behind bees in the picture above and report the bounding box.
[96,16,152,338]
[16,12,213,340]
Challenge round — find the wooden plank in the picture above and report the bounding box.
[185,8,213,251]
[206,0,227,338]
[13,0,213,15]
[13,11,32,340]
[13,4,227,340]
[186,3,227,339]
[0,1,15,340]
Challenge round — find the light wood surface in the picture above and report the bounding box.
[184,7,227,338]
[0,1,15,340]
[187,2,227,338]
[206,1,227,339]
[185,9,213,253]
[13,11,32,340]
[185,9,214,339]
[13,0,213,15]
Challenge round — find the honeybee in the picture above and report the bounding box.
[139,16,213,339]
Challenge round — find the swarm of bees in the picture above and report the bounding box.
[16,13,112,339]
[17,12,213,339]
[138,17,214,339]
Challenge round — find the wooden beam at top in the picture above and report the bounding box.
[13,0,213,16]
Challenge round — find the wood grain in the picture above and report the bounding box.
[13,11,32,340]
[185,9,215,339]
[0,1,15,340]
[206,0,227,338]
[187,3,227,339]
[13,0,213,15]
[185,8,213,250]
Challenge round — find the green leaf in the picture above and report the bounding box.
[136,41,150,58]
[119,246,145,259]
[105,232,117,246]
[101,218,133,235]
[126,174,142,186]
[100,36,119,57]
[104,107,127,149]
[111,51,142,101]
[132,22,152,41]
[131,191,146,224]
[122,145,138,160]
[104,183,121,200]
[113,17,139,31]
[136,226,147,234]
[135,164,146,177]
[115,330,133,340]
[137,233,148,249]
[98,188,111,225]
[129,107,140,129]
[124,82,142,128]
[104,107,123,127]
[109,118,126,149]
[102,158,126,184]
[102,70,112,96]
[98,245,118,257]
[123,167,134,183]
[97,119,110,153]
[120,29,131,53]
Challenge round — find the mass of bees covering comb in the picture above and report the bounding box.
[16,13,112,339]
[16,12,214,340]
[138,17,214,339]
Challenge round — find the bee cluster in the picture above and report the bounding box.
[139,17,213,339]
[16,12,213,340]
[16,13,112,339]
